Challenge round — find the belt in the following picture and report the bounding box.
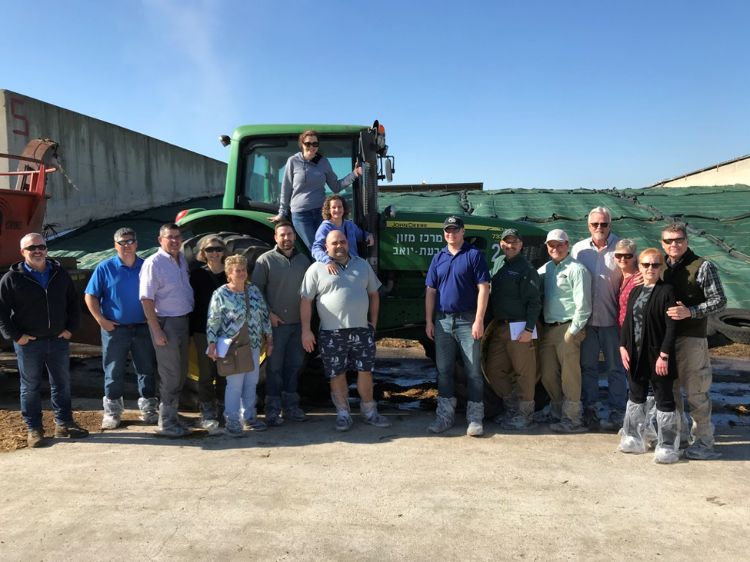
[544,321,571,327]
[118,323,148,328]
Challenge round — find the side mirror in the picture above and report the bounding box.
[385,158,393,183]
[219,135,231,147]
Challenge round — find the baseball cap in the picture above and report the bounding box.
[501,228,521,240]
[545,229,569,243]
[443,216,464,229]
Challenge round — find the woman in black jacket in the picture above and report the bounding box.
[619,247,680,464]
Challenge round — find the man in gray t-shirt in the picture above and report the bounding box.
[300,230,390,432]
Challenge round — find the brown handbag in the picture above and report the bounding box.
[215,289,255,376]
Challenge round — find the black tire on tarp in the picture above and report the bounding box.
[709,308,750,344]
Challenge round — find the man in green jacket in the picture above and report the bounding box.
[483,229,541,429]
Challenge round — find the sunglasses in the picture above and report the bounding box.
[590,222,610,228]
[116,239,137,246]
[614,253,633,260]
[204,246,224,253]
[640,262,662,269]
[303,141,320,148]
[662,237,686,245]
[24,244,47,251]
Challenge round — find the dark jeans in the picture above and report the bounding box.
[15,337,73,429]
[265,323,305,397]
[291,209,323,251]
[192,332,226,403]
[628,366,676,412]
[101,324,156,399]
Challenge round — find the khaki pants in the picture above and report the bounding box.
[539,322,585,407]
[482,320,538,402]
[673,336,715,447]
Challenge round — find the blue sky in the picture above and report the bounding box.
[3,0,749,189]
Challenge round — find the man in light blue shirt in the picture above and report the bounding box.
[538,229,592,433]
[140,223,194,437]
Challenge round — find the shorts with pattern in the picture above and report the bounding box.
[319,327,375,379]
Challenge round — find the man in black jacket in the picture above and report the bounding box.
[0,233,89,448]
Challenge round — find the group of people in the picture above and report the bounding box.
[0,127,727,463]
[427,208,726,464]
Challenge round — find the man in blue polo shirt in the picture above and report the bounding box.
[425,216,490,436]
[85,228,158,430]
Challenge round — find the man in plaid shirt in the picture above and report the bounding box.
[662,222,727,460]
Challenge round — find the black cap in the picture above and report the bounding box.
[443,216,464,229]
[501,228,521,240]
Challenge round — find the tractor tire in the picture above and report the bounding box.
[709,309,750,344]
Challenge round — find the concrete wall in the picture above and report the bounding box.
[656,156,750,187]
[1,90,227,229]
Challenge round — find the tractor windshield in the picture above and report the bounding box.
[240,136,357,211]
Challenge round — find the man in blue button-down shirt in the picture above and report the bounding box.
[85,227,158,430]
[425,216,490,437]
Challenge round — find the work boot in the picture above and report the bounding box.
[617,400,647,454]
[501,400,536,430]
[282,391,307,422]
[360,400,391,428]
[684,440,721,461]
[654,410,682,464]
[428,396,456,434]
[199,401,221,434]
[225,416,244,438]
[54,420,89,439]
[137,397,159,425]
[466,401,484,437]
[157,401,191,438]
[27,428,45,448]
[550,400,587,433]
[493,395,518,425]
[583,406,600,431]
[600,409,624,432]
[265,395,284,427]
[101,396,124,430]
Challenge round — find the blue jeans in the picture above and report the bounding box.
[291,208,322,251]
[580,325,627,412]
[101,324,156,399]
[14,337,73,429]
[265,323,305,397]
[434,312,484,403]
[224,348,261,422]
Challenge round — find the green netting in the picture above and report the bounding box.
[467,189,657,221]
[626,185,750,221]
[377,192,467,215]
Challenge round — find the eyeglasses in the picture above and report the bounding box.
[614,253,633,260]
[640,262,662,269]
[23,244,47,251]
[204,246,224,253]
[662,237,686,245]
[162,235,182,241]
[116,239,137,246]
[302,141,320,148]
[590,222,610,228]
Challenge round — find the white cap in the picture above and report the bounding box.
[545,229,569,243]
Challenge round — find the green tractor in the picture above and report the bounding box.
[176,121,548,388]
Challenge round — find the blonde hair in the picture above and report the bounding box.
[224,254,248,285]
[639,247,662,266]
[197,236,227,263]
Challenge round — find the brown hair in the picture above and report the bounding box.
[274,220,295,234]
[662,222,687,238]
[321,195,348,220]
[196,236,227,263]
[298,129,319,150]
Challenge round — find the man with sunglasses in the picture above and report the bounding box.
[425,216,490,436]
[571,206,627,431]
[0,232,88,448]
[85,227,158,430]
[140,223,194,437]
[661,222,727,460]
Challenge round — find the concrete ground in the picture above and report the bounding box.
[1,402,749,561]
